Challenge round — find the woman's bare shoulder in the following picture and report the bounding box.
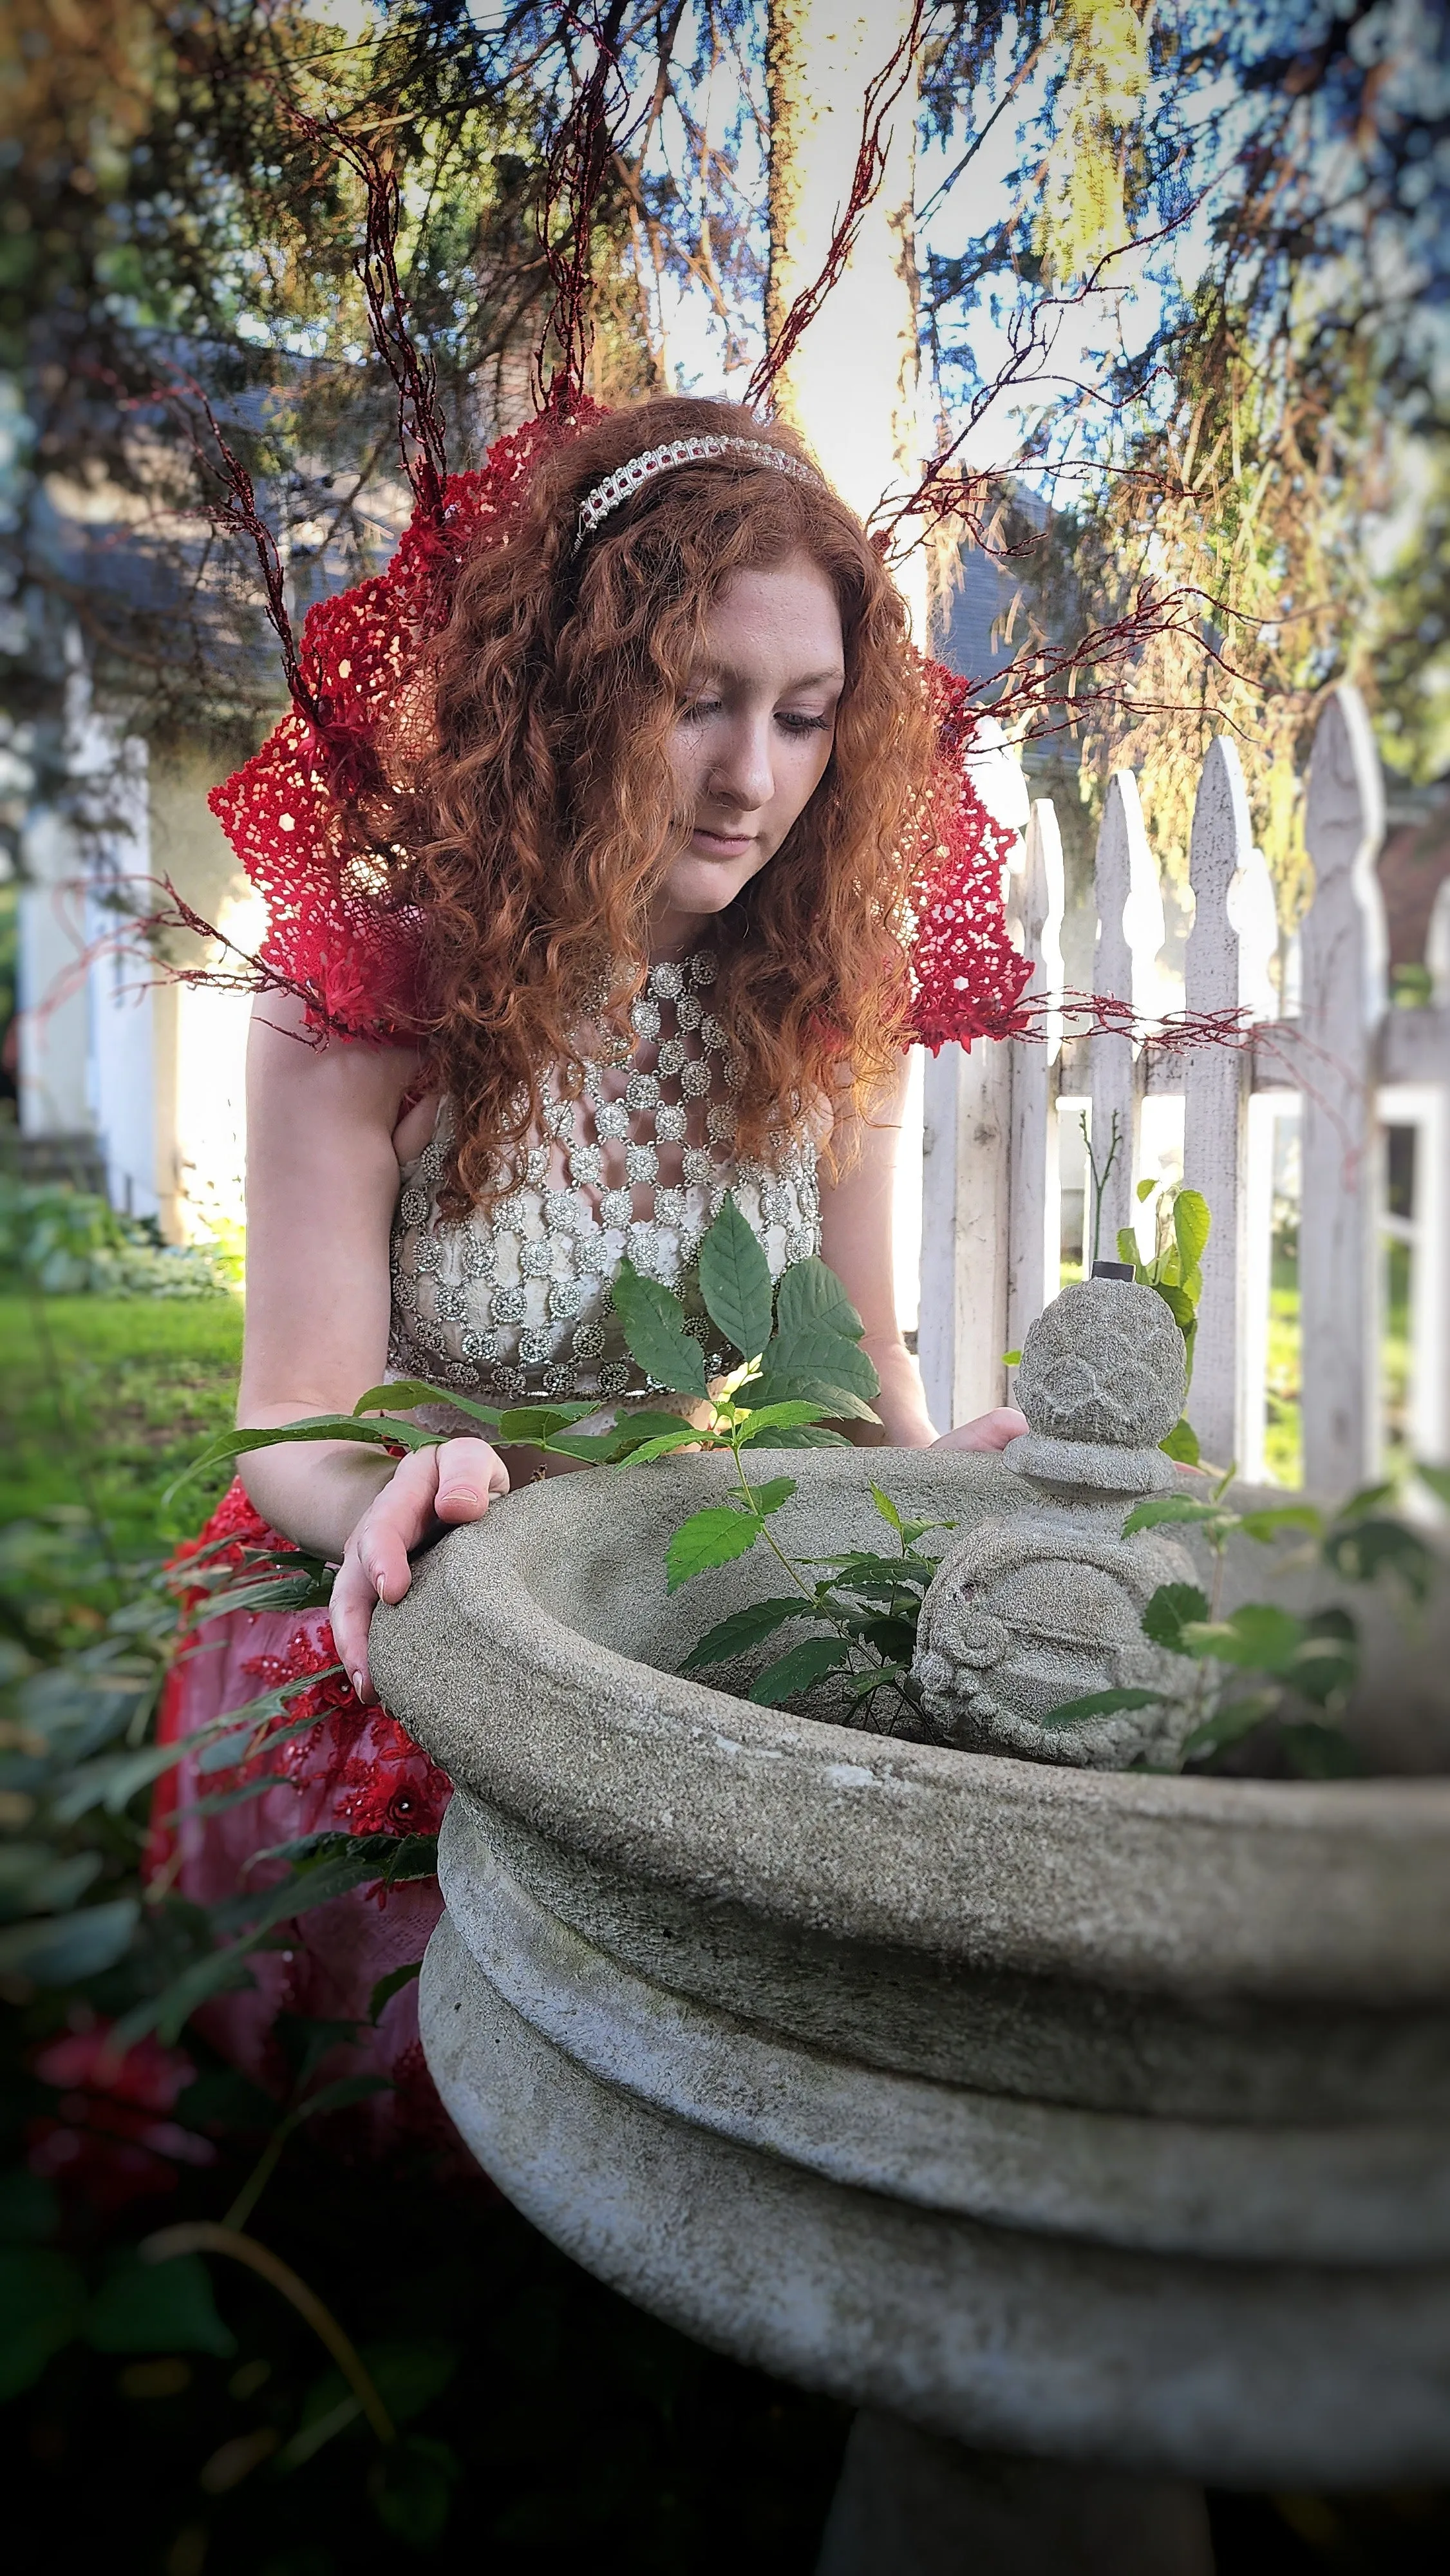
[247,992,424,1149]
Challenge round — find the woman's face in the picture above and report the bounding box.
[654,549,844,953]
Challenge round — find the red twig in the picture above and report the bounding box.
[747,3,927,412]
[534,0,634,405]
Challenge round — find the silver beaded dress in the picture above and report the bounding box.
[388,951,822,1405]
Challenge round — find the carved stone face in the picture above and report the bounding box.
[1015,1280,1187,1452]
[912,1517,1204,1770]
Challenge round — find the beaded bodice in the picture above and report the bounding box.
[388,951,821,1406]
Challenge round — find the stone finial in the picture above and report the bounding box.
[911,1275,1207,1770]
[1008,1277,1187,1495]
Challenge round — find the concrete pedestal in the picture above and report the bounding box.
[817,2414,1214,2576]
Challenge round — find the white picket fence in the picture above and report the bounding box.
[917,686,1450,1497]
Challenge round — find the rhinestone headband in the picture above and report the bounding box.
[572,435,823,556]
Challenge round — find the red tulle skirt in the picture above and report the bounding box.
[146,1481,456,2152]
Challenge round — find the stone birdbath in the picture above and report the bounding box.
[370,1276,1450,2573]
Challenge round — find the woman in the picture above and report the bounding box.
[154,395,1027,2135]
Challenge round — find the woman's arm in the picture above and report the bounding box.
[818,1054,1024,1453]
[239,995,506,1696]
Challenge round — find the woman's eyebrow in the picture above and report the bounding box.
[689,662,845,690]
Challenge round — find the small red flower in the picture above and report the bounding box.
[28,2023,215,2213]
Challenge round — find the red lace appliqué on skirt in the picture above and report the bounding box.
[146,1482,457,2155]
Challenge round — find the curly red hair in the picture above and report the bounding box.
[362,395,935,1211]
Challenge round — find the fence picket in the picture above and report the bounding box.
[1089,769,1162,1260]
[919,1043,1011,1430]
[1183,736,1254,1471]
[1007,798,1066,1354]
[1298,685,1388,1495]
[915,688,1442,1497]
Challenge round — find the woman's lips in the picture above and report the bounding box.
[690,826,755,854]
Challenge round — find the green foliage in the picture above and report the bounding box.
[608,1262,711,1399]
[1140,1582,1210,1654]
[695,1194,775,1363]
[88,2251,238,2358]
[0,1179,229,1300]
[1115,1176,1212,1460]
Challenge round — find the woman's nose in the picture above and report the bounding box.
[708,717,775,813]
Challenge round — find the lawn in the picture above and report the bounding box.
[0,1293,243,1552]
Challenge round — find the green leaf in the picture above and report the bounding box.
[1236,1504,1324,1542]
[1173,1188,1210,1278]
[0,1846,102,1918]
[1281,1721,1364,1779]
[370,1960,424,2023]
[845,1665,910,1703]
[1335,1480,1398,1524]
[741,1476,797,1518]
[747,1374,880,1425]
[734,1401,833,1441]
[88,2250,236,2358]
[370,2432,460,2548]
[1116,1227,1143,1271]
[1039,1688,1161,1728]
[680,1598,809,1671]
[869,1484,903,1534]
[165,1414,437,1504]
[495,1403,604,1444]
[364,2339,459,2427]
[1415,1462,1450,1510]
[610,1427,704,1465]
[287,2074,394,2128]
[1288,1608,1359,1707]
[1153,1282,1196,1332]
[1141,1582,1211,1654]
[1122,1495,1230,1535]
[1159,1416,1200,1466]
[352,1381,502,1430]
[773,1256,863,1343]
[759,1321,879,1401]
[135,1947,260,2050]
[0,2248,86,2399]
[609,1260,710,1397]
[1136,1176,1158,1204]
[0,1899,138,1985]
[748,1636,853,1705]
[666,1507,765,1593]
[697,1193,775,1361]
[1180,1690,1281,1765]
[1181,1604,1306,1671]
[1323,1516,1433,1602]
[1001,1349,1022,1367]
[739,1423,849,1448]
[612,1410,711,1447]
[857,1615,920,1663]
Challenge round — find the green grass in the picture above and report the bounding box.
[0,1291,243,1553]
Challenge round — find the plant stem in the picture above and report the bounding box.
[1081,1110,1122,1271]
[140,2222,396,2444]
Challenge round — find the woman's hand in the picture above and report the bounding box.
[330,1436,510,1703]
[931,1407,1028,1453]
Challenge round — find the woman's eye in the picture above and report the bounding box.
[682,698,722,724]
[777,711,833,735]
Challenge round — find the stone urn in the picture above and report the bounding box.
[370,1290,1450,2566]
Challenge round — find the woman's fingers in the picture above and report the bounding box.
[434,1436,510,1522]
[331,1437,509,1705]
[931,1406,1029,1454]
[330,1547,384,1703]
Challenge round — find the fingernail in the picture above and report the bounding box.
[351,1672,366,1699]
[376,1576,388,1602]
